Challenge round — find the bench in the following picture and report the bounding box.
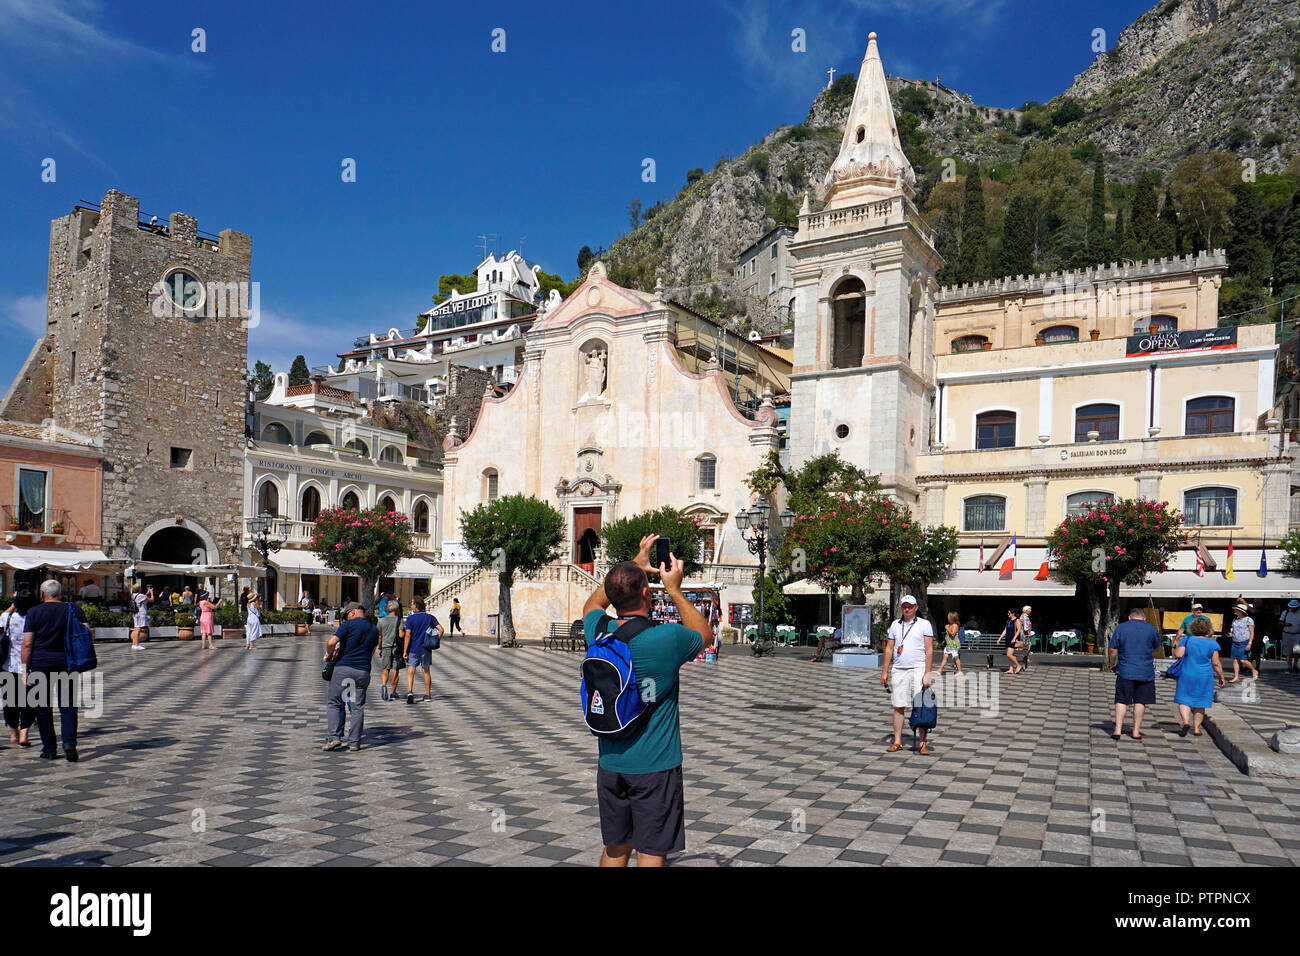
[545,622,585,652]
[960,632,1030,670]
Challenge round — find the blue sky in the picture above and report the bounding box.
[0,0,1153,383]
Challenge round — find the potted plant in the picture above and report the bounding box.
[51,521,65,534]
[1089,329,1100,341]
[290,609,311,636]
[1148,322,1159,334]
[7,520,18,531]
[215,602,244,640]
[175,610,197,641]
[1035,333,1045,345]
[981,341,992,350]
[1084,633,1096,654]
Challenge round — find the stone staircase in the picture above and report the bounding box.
[424,562,605,641]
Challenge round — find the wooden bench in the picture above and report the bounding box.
[545,622,585,651]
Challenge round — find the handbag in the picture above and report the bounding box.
[1163,656,1184,679]
[422,620,441,652]
[64,604,97,673]
[322,630,348,682]
[909,683,938,730]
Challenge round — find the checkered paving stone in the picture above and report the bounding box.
[1,638,1297,867]
[1215,671,1300,746]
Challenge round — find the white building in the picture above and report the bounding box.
[244,373,445,609]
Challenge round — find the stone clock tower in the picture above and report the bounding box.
[1,189,251,566]
[787,33,943,509]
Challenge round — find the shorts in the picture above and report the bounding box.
[1114,676,1155,706]
[406,650,432,668]
[943,648,959,658]
[1230,641,1249,661]
[890,667,924,709]
[595,765,685,856]
[1282,633,1300,657]
[379,643,404,670]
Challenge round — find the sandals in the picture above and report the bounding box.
[1110,733,1121,740]
[918,743,932,756]
[1178,724,1190,737]
[886,742,903,753]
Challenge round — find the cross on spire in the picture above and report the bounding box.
[827,66,836,88]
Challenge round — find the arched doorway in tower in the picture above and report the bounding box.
[141,525,209,594]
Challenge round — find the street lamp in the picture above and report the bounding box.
[735,502,794,656]
[246,511,289,606]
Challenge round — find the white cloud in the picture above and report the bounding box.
[1,293,47,336]
[0,0,174,63]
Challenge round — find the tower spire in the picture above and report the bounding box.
[822,32,915,207]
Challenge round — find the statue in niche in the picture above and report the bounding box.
[583,348,607,400]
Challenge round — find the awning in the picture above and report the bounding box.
[782,579,854,597]
[129,561,267,578]
[269,552,441,580]
[927,568,1300,599]
[0,547,115,572]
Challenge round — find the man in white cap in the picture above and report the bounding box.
[1175,603,1208,642]
[1280,599,1300,674]
[880,595,934,755]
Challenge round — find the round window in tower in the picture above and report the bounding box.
[161,268,205,314]
[835,423,850,441]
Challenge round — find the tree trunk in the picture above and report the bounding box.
[360,575,377,616]
[1099,581,1122,671]
[498,576,517,647]
[1084,584,1104,662]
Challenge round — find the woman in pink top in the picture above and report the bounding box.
[199,595,222,650]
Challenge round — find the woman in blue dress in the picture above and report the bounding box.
[1173,616,1225,737]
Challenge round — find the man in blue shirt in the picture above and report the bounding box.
[401,597,442,705]
[1108,607,1162,741]
[323,601,379,752]
[582,534,713,868]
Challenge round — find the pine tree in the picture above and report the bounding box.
[1086,155,1112,264]
[999,192,1035,278]
[1112,204,1127,252]
[956,173,991,283]
[1225,182,1270,283]
[1129,170,1160,256]
[248,360,274,400]
[1158,188,1182,257]
[1275,194,1300,291]
[288,355,311,387]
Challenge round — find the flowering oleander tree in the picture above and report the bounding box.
[782,493,914,603]
[1048,497,1185,667]
[311,506,416,614]
[601,506,710,579]
[460,494,565,647]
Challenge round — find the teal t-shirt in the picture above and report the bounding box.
[584,608,703,775]
[1181,614,1205,633]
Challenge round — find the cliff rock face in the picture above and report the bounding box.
[1066,0,1236,99]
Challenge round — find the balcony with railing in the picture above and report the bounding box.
[266,518,437,555]
[4,506,70,543]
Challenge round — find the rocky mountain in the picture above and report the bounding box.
[604,0,1298,325]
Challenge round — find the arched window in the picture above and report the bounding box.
[975,410,1016,449]
[952,335,988,353]
[304,431,331,447]
[830,277,866,369]
[1134,315,1178,334]
[1066,491,1115,518]
[413,500,430,533]
[378,495,396,512]
[1183,487,1237,527]
[484,468,499,501]
[301,486,322,522]
[964,495,1006,532]
[345,438,369,457]
[255,480,280,516]
[1074,403,1120,442]
[1186,396,1234,436]
[698,454,717,491]
[1041,325,1079,343]
[261,422,292,445]
[340,490,360,511]
[379,445,402,463]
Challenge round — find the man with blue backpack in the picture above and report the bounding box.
[581,534,713,867]
[401,597,443,705]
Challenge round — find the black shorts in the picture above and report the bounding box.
[595,765,685,856]
[1114,676,1156,706]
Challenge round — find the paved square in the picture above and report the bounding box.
[1,637,1297,867]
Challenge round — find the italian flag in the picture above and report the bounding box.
[999,534,1016,580]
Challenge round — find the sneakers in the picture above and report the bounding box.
[421,694,431,702]
[406,693,414,705]
[349,743,363,752]
[322,739,344,751]
[380,684,389,701]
